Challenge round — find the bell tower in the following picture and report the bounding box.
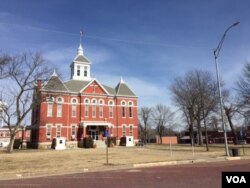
[70,31,92,81]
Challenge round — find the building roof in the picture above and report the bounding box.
[74,55,90,63]
[43,77,136,97]
[64,80,91,93]
[43,74,69,92]
[115,80,136,97]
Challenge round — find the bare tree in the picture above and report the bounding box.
[152,104,175,144]
[139,106,152,144]
[0,52,50,153]
[237,62,250,118]
[0,53,11,79]
[171,70,219,147]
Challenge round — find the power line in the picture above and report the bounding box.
[0,21,206,49]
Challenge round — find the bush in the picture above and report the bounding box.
[13,139,22,149]
[108,137,116,147]
[120,137,126,146]
[83,137,94,148]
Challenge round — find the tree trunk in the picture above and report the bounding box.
[204,116,209,151]
[7,134,15,153]
[224,107,238,145]
[189,123,194,146]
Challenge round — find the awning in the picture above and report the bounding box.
[80,121,111,128]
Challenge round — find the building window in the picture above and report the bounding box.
[121,101,126,118]
[57,98,63,117]
[77,65,80,76]
[84,99,89,117]
[92,99,97,118]
[99,99,104,118]
[85,105,89,117]
[71,99,77,117]
[56,125,61,138]
[92,105,96,117]
[71,125,76,139]
[129,125,133,136]
[122,125,126,137]
[99,106,103,118]
[46,124,52,140]
[84,66,87,77]
[128,101,133,118]
[47,103,53,117]
[108,101,114,118]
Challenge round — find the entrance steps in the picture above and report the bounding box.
[94,140,106,148]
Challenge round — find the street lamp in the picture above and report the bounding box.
[213,21,240,157]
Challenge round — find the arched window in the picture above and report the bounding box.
[91,99,97,117]
[57,97,63,117]
[128,101,133,118]
[121,101,126,118]
[71,98,78,117]
[108,100,114,118]
[84,98,90,117]
[99,99,104,118]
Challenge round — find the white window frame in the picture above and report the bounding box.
[108,101,114,118]
[129,124,133,136]
[56,124,62,138]
[122,125,126,137]
[71,98,78,118]
[47,103,53,117]
[71,124,77,139]
[46,124,52,140]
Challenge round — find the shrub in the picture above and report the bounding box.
[120,137,126,146]
[83,137,94,148]
[108,137,116,147]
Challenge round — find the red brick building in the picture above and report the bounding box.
[30,42,138,148]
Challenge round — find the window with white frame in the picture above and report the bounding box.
[121,101,126,118]
[77,65,81,76]
[57,97,63,117]
[84,99,89,117]
[56,124,61,137]
[108,101,114,118]
[122,125,126,137]
[47,103,53,117]
[71,125,76,139]
[84,66,88,77]
[71,98,77,117]
[46,124,52,139]
[92,99,97,117]
[128,101,133,118]
[99,99,104,118]
[129,125,133,136]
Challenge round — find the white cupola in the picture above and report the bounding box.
[70,31,92,81]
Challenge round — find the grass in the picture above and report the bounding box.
[0,144,249,180]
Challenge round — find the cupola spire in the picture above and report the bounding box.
[78,30,84,56]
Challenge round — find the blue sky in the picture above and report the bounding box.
[0,0,250,108]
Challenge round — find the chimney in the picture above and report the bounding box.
[37,80,42,91]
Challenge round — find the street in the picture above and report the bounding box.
[1,159,250,188]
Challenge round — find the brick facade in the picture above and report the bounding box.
[30,43,138,148]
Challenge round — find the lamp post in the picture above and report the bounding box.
[213,21,240,157]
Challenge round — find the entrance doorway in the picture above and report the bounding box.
[89,130,99,140]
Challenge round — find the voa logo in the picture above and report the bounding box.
[222,172,250,188]
[226,176,246,184]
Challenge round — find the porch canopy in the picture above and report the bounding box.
[80,121,112,128]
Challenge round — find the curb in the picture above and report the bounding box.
[133,159,206,168]
[133,156,243,168]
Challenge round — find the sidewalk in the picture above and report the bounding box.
[0,144,249,180]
